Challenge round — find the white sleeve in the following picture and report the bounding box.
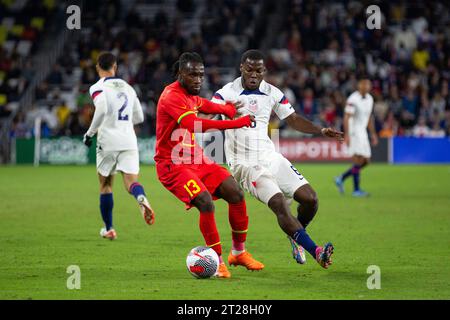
[272,88,295,120]
[211,89,226,105]
[345,95,356,115]
[86,91,107,137]
[132,92,144,125]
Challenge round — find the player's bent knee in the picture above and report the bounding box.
[227,188,244,204]
[303,191,318,211]
[268,193,289,216]
[192,191,215,212]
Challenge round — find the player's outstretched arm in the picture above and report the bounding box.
[179,113,254,132]
[286,113,344,142]
[197,98,238,119]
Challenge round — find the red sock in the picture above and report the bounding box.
[199,211,222,257]
[229,201,248,245]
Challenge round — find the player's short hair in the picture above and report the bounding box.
[97,52,117,71]
[172,52,203,77]
[241,49,265,64]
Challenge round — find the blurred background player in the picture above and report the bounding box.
[154,52,264,278]
[83,52,155,240]
[211,50,343,268]
[335,77,379,197]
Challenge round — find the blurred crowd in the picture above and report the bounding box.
[268,0,450,138]
[0,0,56,121]
[8,0,450,139]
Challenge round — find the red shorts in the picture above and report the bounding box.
[156,161,231,209]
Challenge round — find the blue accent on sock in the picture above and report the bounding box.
[293,228,317,258]
[130,183,146,200]
[341,167,353,180]
[353,165,361,191]
[100,193,113,231]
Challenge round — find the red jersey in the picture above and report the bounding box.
[154,81,208,164]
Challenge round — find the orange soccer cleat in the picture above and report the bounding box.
[228,251,264,271]
[216,263,231,278]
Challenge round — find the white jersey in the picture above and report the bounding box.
[345,91,373,136]
[87,77,144,151]
[211,77,295,165]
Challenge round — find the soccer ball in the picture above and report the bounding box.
[186,246,219,279]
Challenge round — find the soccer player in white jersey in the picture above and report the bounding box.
[83,52,155,240]
[334,77,378,197]
[211,50,343,268]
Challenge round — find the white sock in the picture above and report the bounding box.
[232,249,245,256]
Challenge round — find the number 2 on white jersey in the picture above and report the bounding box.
[117,92,129,121]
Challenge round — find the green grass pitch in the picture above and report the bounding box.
[0,164,449,300]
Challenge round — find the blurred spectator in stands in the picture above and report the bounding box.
[412,42,430,71]
[54,101,71,133]
[47,64,63,85]
[374,92,389,127]
[402,88,419,119]
[379,111,398,138]
[0,102,12,118]
[430,92,446,120]
[412,116,431,137]
[429,121,445,137]
[393,23,417,54]
[387,85,403,116]
[11,111,30,138]
[299,88,317,119]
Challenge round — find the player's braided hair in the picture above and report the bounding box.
[171,52,203,78]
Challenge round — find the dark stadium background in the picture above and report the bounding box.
[0,0,449,164]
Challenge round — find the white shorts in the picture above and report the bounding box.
[230,153,309,205]
[347,132,371,158]
[96,149,140,177]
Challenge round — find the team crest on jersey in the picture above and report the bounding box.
[248,98,258,113]
[112,81,124,88]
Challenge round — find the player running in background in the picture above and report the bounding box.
[155,52,264,278]
[83,52,155,240]
[334,77,378,197]
[211,50,343,268]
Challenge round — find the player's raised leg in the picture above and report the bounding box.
[98,173,117,240]
[190,190,230,278]
[122,172,155,225]
[267,192,306,264]
[214,176,264,271]
[268,192,332,268]
[293,184,318,229]
[293,184,333,267]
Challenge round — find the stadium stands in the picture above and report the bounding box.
[1,0,450,163]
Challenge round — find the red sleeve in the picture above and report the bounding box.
[179,113,252,132]
[161,91,197,124]
[197,97,237,119]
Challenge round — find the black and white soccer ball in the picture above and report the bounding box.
[186,246,219,279]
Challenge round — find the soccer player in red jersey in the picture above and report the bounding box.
[154,52,264,278]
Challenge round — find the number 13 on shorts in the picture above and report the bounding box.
[184,179,202,197]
